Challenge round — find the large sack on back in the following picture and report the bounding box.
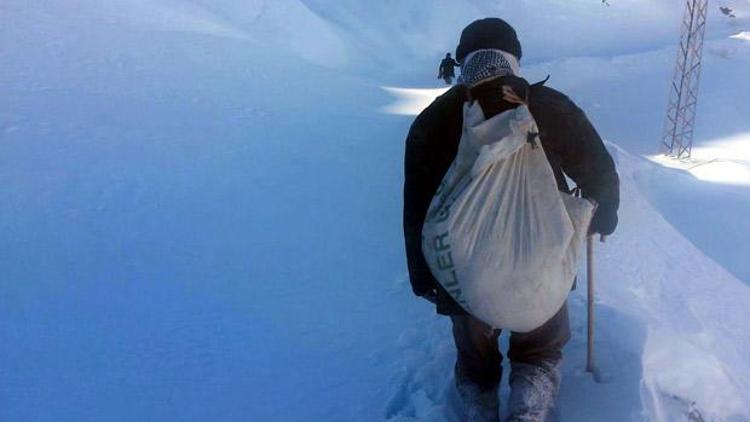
[422,101,595,332]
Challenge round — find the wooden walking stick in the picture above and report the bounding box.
[576,188,603,378]
[586,234,596,373]
[587,234,607,381]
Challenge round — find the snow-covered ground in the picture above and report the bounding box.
[2,1,750,421]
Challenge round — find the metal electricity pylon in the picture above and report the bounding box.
[661,0,708,159]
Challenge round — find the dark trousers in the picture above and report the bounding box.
[450,304,571,391]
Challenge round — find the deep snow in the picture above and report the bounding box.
[2,0,750,421]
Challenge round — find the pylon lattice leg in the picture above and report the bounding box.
[661,0,708,159]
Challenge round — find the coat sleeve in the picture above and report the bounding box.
[403,119,439,296]
[557,104,620,235]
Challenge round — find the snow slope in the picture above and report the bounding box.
[2,0,750,421]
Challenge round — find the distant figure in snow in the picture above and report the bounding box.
[438,53,460,85]
[404,18,619,421]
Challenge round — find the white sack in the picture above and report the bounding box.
[422,102,595,332]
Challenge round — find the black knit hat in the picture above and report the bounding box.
[455,18,522,63]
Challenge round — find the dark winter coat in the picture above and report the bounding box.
[403,82,619,315]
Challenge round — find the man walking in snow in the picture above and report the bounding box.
[403,18,619,421]
[438,52,460,85]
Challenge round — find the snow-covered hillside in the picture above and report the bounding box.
[1,0,750,421]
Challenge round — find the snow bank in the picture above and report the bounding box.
[0,0,348,70]
[602,146,750,420]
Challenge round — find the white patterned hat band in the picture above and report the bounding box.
[459,49,521,87]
